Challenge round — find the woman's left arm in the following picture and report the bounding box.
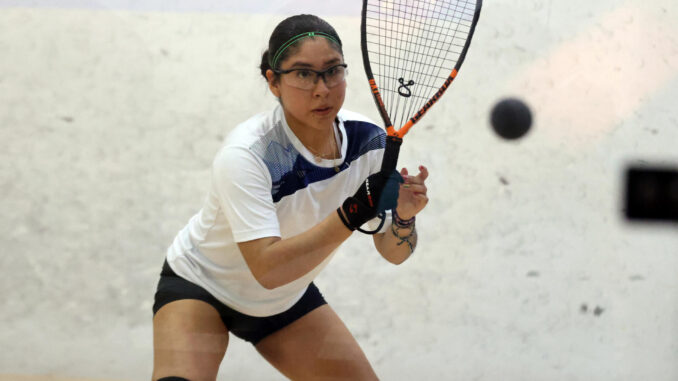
[373,165,429,264]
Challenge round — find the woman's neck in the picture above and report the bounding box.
[306,125,339,159]
[286,115,339,159]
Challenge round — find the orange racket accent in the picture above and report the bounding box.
[387,69,459,139]
[368,79,387,110]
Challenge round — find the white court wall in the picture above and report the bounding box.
[1,0,677,380]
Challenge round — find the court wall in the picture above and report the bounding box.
[1,0,677,380]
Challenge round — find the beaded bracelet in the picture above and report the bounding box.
[392,208,415,228]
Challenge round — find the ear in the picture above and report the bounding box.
[265,69,281,98]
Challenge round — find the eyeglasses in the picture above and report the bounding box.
[274,64,348,90]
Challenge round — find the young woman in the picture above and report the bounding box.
[152,14,429,381]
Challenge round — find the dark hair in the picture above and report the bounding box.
[259,14,343,80]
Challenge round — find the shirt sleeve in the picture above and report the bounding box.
[211,145,281,242]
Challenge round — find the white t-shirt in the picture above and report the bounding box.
[166,105,390,317]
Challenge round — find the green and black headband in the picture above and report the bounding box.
[269,31,341,69]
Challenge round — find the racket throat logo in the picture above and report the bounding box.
[412,73,455,122]
[397,78,415,97]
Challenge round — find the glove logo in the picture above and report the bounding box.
[349,203,358,214]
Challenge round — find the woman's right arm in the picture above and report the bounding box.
[215,145,355,289]
[216,145,397,290]
[238,210,353,290]
[237,168,403,289]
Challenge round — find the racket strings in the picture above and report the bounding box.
[407,1,471,121]
[364,0,476,129]
[400,0,471,123]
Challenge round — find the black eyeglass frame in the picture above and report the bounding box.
[273,63,349,86]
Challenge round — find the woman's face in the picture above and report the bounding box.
[266,38,346,134]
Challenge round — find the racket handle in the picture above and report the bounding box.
[380,135,403,172]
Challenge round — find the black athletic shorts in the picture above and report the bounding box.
[152,260,327,345]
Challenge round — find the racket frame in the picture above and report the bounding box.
[360,0,483,171]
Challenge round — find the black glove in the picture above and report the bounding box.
[337,169,403,231]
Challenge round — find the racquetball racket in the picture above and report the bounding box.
[361,0,483,172]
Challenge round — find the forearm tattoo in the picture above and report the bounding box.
[390,222,418,254]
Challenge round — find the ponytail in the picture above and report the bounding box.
[259,50,272,80]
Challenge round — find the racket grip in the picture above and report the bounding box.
[380,135,403,172]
